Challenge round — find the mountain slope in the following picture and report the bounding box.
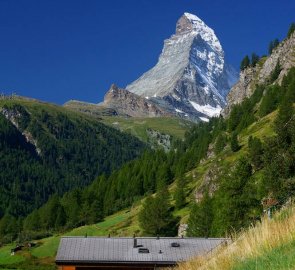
[1,64,295,270]
[178,204,295,270]
[225,31,295,113]
[0,97,145,217]
[102,84,172,117]
[126,12,237,121]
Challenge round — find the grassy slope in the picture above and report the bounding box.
[101,116,191,142]
[64,100,191,142]
[0,97,190,143]
[178,204,295,270]
[0,97,104,125]
[0,207,140,269]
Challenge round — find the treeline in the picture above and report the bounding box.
[187,67,295,237]
[0,102,145,238]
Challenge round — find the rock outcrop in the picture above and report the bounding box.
[102,84,171,118]
[225,32,295,113]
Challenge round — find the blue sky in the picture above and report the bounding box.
[0,0,294,104]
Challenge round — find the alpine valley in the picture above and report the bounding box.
[0,11,295,270]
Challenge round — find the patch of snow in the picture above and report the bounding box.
[204,85,210,94]
[184,12,203,23]
[172,94,181,101]
[199,117,209,122]
[175,108,184,113]
[189,100,222,117]
[145,96,149,99]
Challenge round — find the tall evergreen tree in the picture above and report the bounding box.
[240,55,250,71]
[187,192,213,237]
[211,158,259,236]
[269,61,282,83]
[287,23,295,38]
[268,39,280,55]
[174,178,186,209]
[274,92,294,147]
[231,132,240,152]
[251,53,260,67]
[139,187,178,236]
[214,134,227,154]
[248,136,264,170]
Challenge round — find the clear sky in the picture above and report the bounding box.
[0,0,294,104]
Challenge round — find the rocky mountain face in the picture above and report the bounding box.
[225,32,295,113]
[102,84,171,117]
[101,13,237,122]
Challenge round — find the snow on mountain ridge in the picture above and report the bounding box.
[125,13,238,122]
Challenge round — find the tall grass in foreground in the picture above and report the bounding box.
[178,204,295,270]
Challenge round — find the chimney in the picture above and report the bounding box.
[133,238,137,248]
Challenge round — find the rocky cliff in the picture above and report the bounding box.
[225,32,295,113]
[102,84,171,117]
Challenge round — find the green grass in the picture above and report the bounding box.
[0,207,140,263]
[31,236,60,258]
[0,97,100,124]
[233,240,295,270]
[101,116,191,142]
[0,97,190,145]
[0,245,25,265]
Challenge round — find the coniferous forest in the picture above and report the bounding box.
[0,101,145,241]
[0,66,294,243]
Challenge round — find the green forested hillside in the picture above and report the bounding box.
[22,66,295,241]
[0,66,295,270]
[0,98,145,230]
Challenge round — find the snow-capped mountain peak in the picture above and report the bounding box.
[123,13,238,122]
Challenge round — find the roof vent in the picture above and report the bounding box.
[133,238,137,248]
[171,242,180,248]
[138,248,149,253]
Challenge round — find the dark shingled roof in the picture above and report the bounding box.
[56,237,228,265]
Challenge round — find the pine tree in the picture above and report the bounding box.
[55,205,66,230]
[89,200,103,224]
[187,192,213,237]
[240,55,250,71]
[269,61,282,83]
[268,39,280,55]
[248,136,264,170]
[230,132,240,152]
[274,93,294,147]
[211,158,259,235]
[23,210,40,231]
[174,178,186,209]
[251,53,260,67]
[287,23,295,38]
[214,134,227,154]
[139,187,177,236]
[157,164,173,190]
[259,85,282,117]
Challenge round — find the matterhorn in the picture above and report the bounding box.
[103,13,238,122]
